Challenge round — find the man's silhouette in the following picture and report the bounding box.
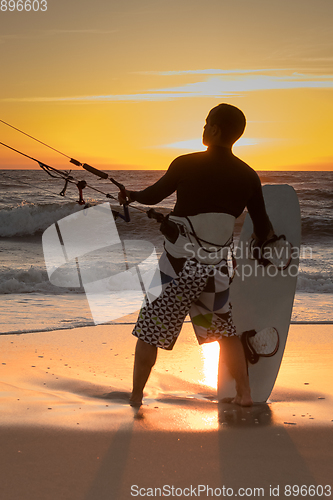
[119,103,273,407]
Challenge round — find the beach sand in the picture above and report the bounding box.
[0,324,332,500]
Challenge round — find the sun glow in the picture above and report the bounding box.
[1,1,332,171]
[200,341,220,389]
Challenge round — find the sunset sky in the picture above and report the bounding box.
[0,0,332,171]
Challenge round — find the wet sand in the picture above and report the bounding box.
[0,324,332,499]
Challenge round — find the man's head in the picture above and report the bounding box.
[203,103,246,147]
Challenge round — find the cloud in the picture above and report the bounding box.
[148,73,333,96]
[0,29,117,44]
[135,69,286,76]
[3,70,333,103]
[45,29,118,35]
[3,94,177,103]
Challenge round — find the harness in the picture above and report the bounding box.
[158,212,236,272]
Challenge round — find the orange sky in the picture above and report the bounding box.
[0,0,332,171]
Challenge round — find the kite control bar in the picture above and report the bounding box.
[110,177,130,222]
[82,163,130,222]
[81,163,108,179]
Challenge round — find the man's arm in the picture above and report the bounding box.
[247,177,274,241]
[119,159,180,206]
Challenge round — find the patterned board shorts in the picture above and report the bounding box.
[132,251,237,350]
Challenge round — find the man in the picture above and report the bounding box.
[119,103,273,407]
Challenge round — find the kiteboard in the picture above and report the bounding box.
[218,184,301,403]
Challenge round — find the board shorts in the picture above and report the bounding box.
[132,251,237,350]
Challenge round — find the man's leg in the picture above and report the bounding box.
[130,339,158,406]
[220,335,253,407]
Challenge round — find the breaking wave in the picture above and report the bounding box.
[0,202,84,237]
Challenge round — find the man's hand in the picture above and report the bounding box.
[118,189,131,205]
[251,227,275,242]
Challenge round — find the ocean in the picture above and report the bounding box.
[0,169,332,335]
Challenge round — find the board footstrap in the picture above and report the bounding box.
[250,235,293,270]
[241,327,279,364]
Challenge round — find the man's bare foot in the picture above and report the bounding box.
[129,390,143,407]
[232,393,253,407]
[129,400,142,408]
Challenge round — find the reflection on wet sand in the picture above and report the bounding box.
[218,402,273,427]
[0,324,332,500]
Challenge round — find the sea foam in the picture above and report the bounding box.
[0,202,83,237]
